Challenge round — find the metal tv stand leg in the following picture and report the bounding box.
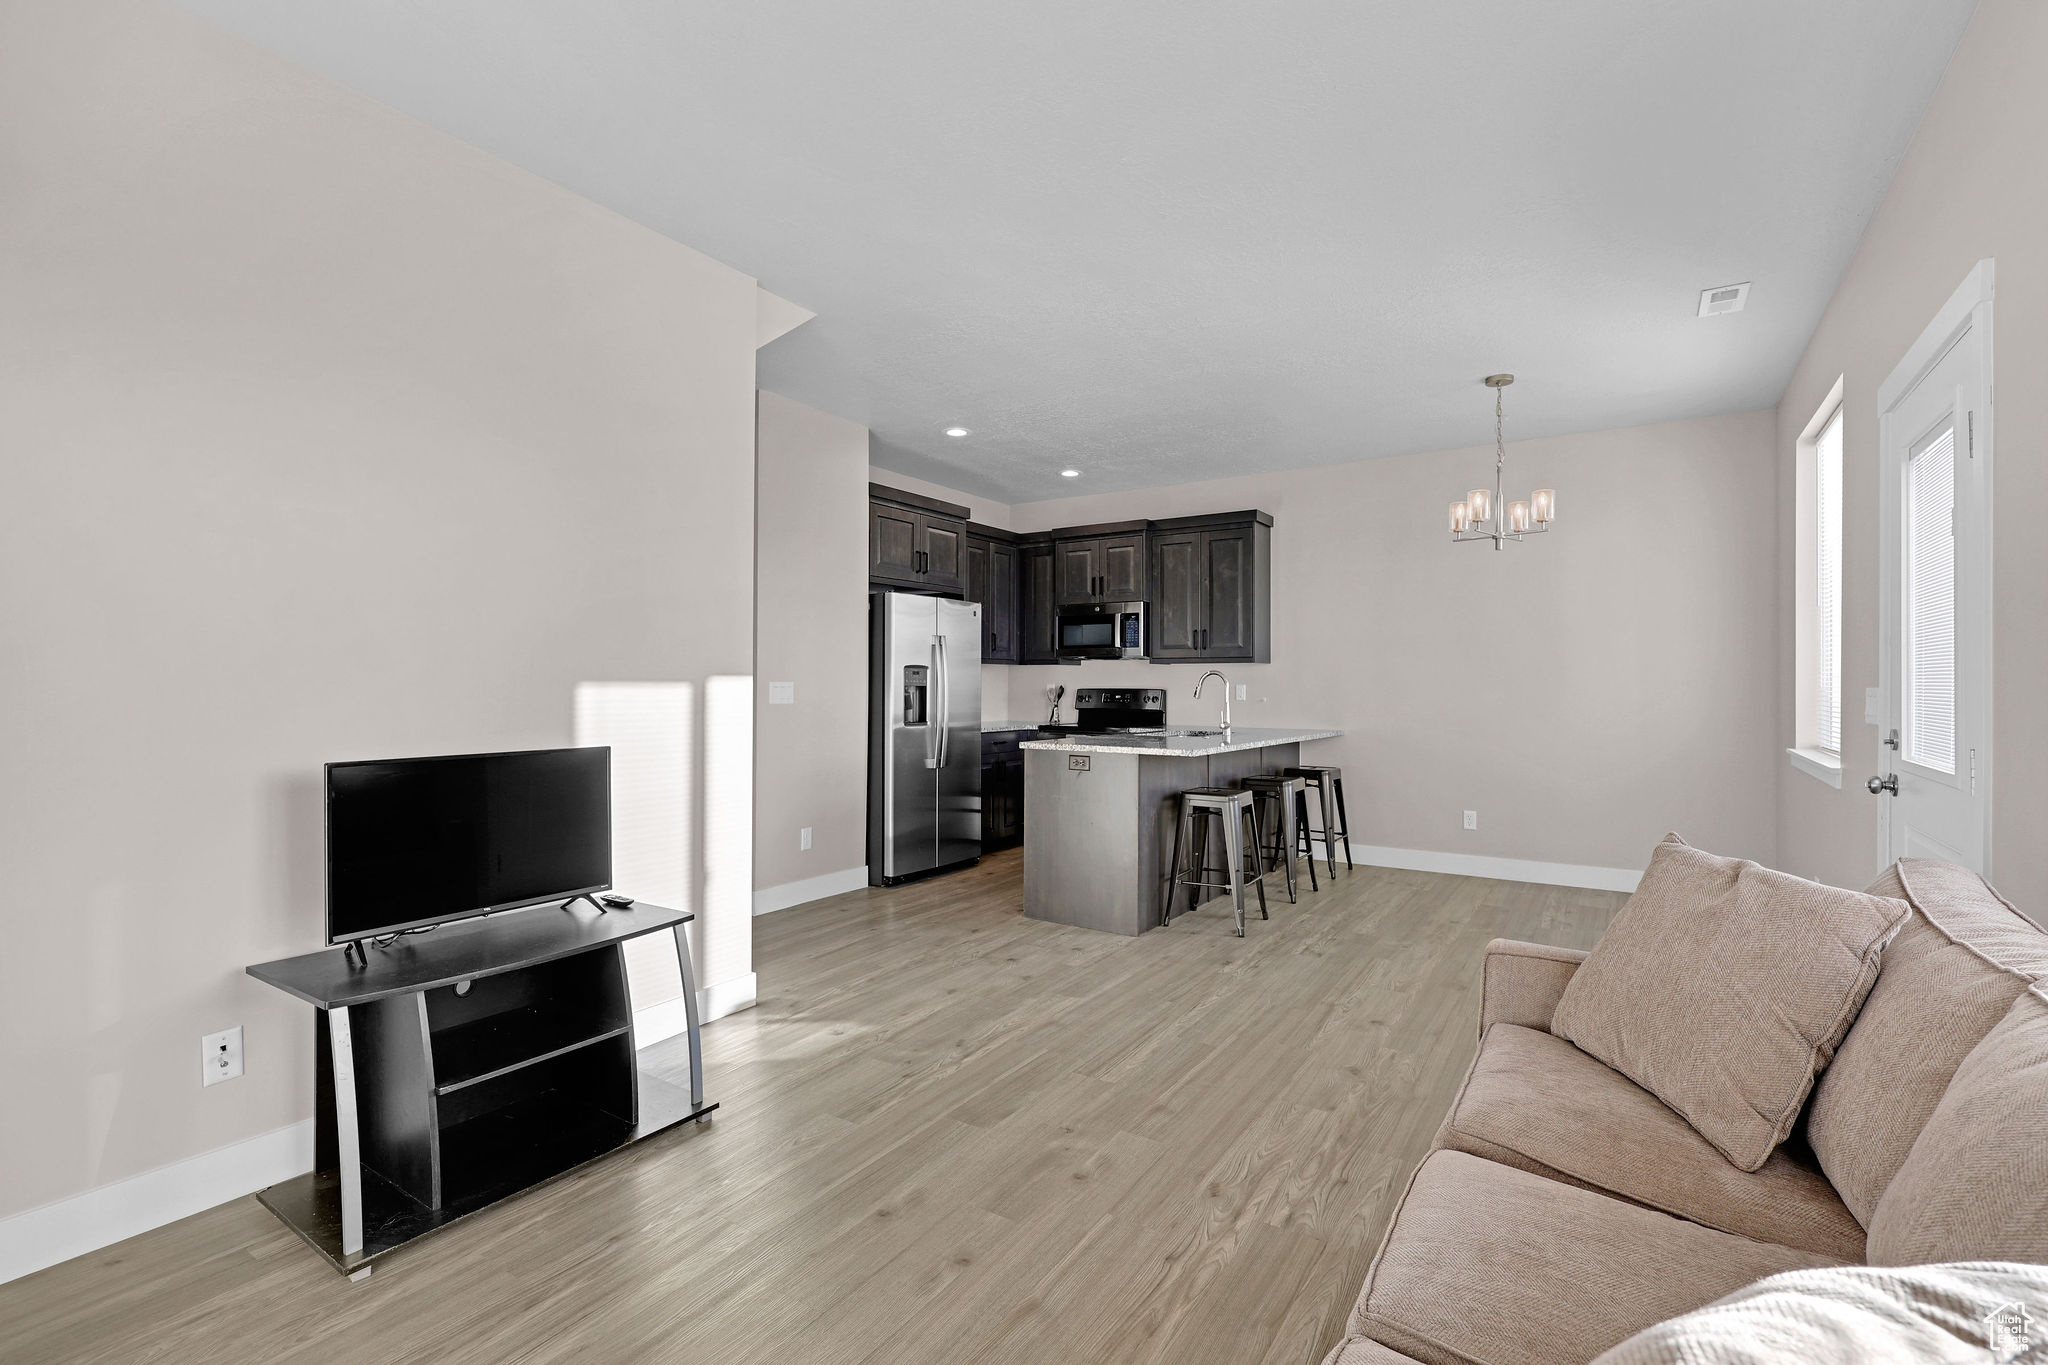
[671,925,705,1109]
[328,1005,365,1259]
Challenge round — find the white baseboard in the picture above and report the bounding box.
[1,968,762,1288]
[1348,843,1642,894]
[0,1118,315,1286]
[634,970,758,1046]
[753,866,868,916]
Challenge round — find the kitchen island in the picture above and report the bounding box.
[1020,726,1342,935]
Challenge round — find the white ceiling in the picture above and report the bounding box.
[178,0,1977,504]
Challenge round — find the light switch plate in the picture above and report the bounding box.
[1235,684,1247,701]
[1864,687,1881,726]
[769,681,795,705]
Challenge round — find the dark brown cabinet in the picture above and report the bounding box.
[871,484,1271,667]
[981,731,1026,850]
[1147,512,1271,662]
[1018,539,1062,664]
[869,484,967,595]
[963,524,1021,664]
[1054,524,1148,603]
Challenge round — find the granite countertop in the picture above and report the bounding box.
[981,720,1050,733]
[1018,726,1342,757]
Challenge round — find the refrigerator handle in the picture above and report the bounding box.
[932,633,949,768]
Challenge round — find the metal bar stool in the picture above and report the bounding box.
[1285,765,1353,876]
[1239,774,1314,902]
[1163,787,1269,936]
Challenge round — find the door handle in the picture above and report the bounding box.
[926,636,944,769]
[1867,774,1899,795]
[934,633,950,768]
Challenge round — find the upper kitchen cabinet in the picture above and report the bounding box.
[870,483,967,595]
[1017,537,1063,664]
[1148,511,1272,662]
[1053,523,1149,603]
[964,523,1020,664]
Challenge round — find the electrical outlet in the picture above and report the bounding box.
[1235,684,1247,701]
[799,826,812,851]
[202,1026,243,1087]
[768,681,795,705]
[1864,687,1881,726]
[1463,810,1478,831]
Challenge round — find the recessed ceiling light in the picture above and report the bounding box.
[1060,469,1081,478]
[944,426,970,438]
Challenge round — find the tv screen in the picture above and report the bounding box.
[325,747,612,944]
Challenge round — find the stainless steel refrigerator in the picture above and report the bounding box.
[868,591,982,885]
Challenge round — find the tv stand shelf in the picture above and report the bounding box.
[430,1008,630,1095]
[247,901,716,1277]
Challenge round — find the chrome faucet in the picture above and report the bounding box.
[1193,670,1231,731]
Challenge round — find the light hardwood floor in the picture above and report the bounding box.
[1,850,1623,1365]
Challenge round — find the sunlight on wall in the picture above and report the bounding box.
[702,674,754,993]
[575,681,694,1008]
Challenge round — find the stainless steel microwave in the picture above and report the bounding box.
[1056,600,1146,660]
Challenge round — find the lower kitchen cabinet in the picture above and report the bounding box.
[981,732,1026,850]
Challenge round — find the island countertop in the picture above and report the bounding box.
[1019,725,1342,758]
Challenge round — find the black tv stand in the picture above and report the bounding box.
[558,892,607,913]
[247,901,716,1278]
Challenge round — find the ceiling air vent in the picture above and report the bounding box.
[1698,282,1751,317]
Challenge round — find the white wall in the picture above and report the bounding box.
[1006,412,1781,876]
[756,393,872,899]
[0,0,759,1231]
[1774,0,2048,913]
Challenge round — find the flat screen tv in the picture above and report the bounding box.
[325,746,612,944]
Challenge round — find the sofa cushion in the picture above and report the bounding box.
[1551,834,1909,1171]
[1589,1260,2048,1364]
[1321,1338,1425,1365]
[1807,859,2046,1227]
[1348,1151,1842,1365]
[1868,986,2048,1266]
[1436,1023,1865,1260]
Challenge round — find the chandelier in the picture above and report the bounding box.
[1448,374,1555,549]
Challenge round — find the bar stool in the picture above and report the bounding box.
[1285,766,1353,877]
[1239,774,1315,902]
[1164,787,1269,936]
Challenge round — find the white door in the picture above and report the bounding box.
[1873,261,1993,872]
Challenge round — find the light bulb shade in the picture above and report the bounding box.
[1532,488,1556,523]
[1449,500,1471,533]
[1507,500,1532,534]
[1466,488,1493,523]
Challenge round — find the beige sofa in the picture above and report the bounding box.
[1321,857,2048,1365]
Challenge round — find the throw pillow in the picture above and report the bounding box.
[1552,834,1909,1172]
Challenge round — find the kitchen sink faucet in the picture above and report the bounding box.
[1193,670,1231,731]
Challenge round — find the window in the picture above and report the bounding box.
[1814,407,1844,753]
[1790,381,1845,787]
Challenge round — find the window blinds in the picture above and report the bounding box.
[1905,425,1957,774]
